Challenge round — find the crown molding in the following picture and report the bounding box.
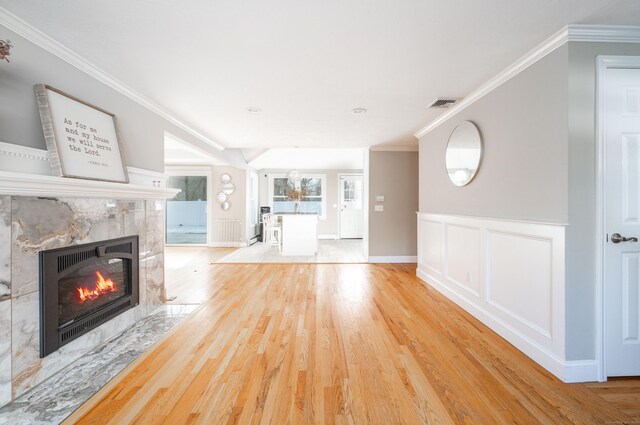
[415,24,640,138]
[0,6,225,151]
[370,145,418,152]
[567,24,640,43]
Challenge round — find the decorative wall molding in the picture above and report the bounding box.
[0,170,179,200]
[0,141,49,161]
[415,24,640,138]
[416,213,575,381]
[368,256,417,263]
[0,7,224,152]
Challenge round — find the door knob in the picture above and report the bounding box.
[610,233,639,244]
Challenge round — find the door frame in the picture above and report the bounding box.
[164,165,213,247]
[338,173,364,239]
[595,55,640,381]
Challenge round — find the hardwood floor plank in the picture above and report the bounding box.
[66,257,639,425]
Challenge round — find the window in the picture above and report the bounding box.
[268,174,326,219]
[165,175,208,244]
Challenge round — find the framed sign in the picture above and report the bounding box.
[34,84,129,183]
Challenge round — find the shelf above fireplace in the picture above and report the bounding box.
[0,170,180,200]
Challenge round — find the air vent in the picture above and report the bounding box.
[428,98,459,109]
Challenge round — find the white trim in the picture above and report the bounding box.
[369,145,419,152]
[570,25,640,43]
[369,256,417,263]
[318,234,338,240]
[415,25,640,138]
[0,170,179,199]
[0,140,49,161]
[595,55,640,382]
[563,360,599,383]
[0,6,224,152]
[417,211,568,227]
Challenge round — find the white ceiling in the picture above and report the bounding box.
[248,148,365,170]
[1,1,639,150]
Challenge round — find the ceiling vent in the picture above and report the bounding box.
[428,98,459,109]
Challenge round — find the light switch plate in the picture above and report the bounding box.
[376,195,385,202]
[374,205,384,212]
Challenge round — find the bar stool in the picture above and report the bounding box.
[264,213,282,251]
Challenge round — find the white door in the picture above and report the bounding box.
[339,175,364,239]
[604,67,640,377]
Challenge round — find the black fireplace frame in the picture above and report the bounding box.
[39,235,139,357]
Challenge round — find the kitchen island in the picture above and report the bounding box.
[278,213,319,256]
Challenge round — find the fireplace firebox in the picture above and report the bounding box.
[39,236,139,357]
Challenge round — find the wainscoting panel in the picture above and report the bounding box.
[419,219,444,276]
[417,213,568,381]
[445,223,481,298]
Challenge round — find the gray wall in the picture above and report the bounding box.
[566,41,640,360]
[419,46,569,224]
[258,169,362,237]
[0,25,244,172]
[369,151,418,257]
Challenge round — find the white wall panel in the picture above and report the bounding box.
[445,224,481,297]
[486,231,552,339]
[420,219,444,275]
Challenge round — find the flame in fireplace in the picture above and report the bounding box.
[77,271,118,302]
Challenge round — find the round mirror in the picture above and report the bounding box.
[215,192,227,203]
[221,201,231,211]
[445,121,482,186]
[222,183,235,195]
[220,173,232,184]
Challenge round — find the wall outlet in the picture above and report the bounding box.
[376,195,385,202]
[374,205,384,212]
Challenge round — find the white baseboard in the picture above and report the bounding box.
[563,360,599,383]
[318,234,338,240]
[417,268,566,381]
[209,242,247,248]
[368,256,417,263]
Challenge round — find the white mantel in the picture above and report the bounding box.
[0,170,179,200]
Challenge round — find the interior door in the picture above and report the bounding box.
[339,175,364,239]
[604,67,640,377]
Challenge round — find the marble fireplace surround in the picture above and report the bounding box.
[0,170,179,408]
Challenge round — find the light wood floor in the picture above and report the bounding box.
[66,256,639,424]
[213,240,367,263]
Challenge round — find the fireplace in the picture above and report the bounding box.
[39,236,139,357]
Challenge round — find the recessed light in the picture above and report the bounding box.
[351,108,367,115]
[247,107,262,114]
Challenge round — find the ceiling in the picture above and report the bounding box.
[248,148,365,170]
[1,1,639,151]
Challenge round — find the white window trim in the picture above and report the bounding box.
[268,173,327,220]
